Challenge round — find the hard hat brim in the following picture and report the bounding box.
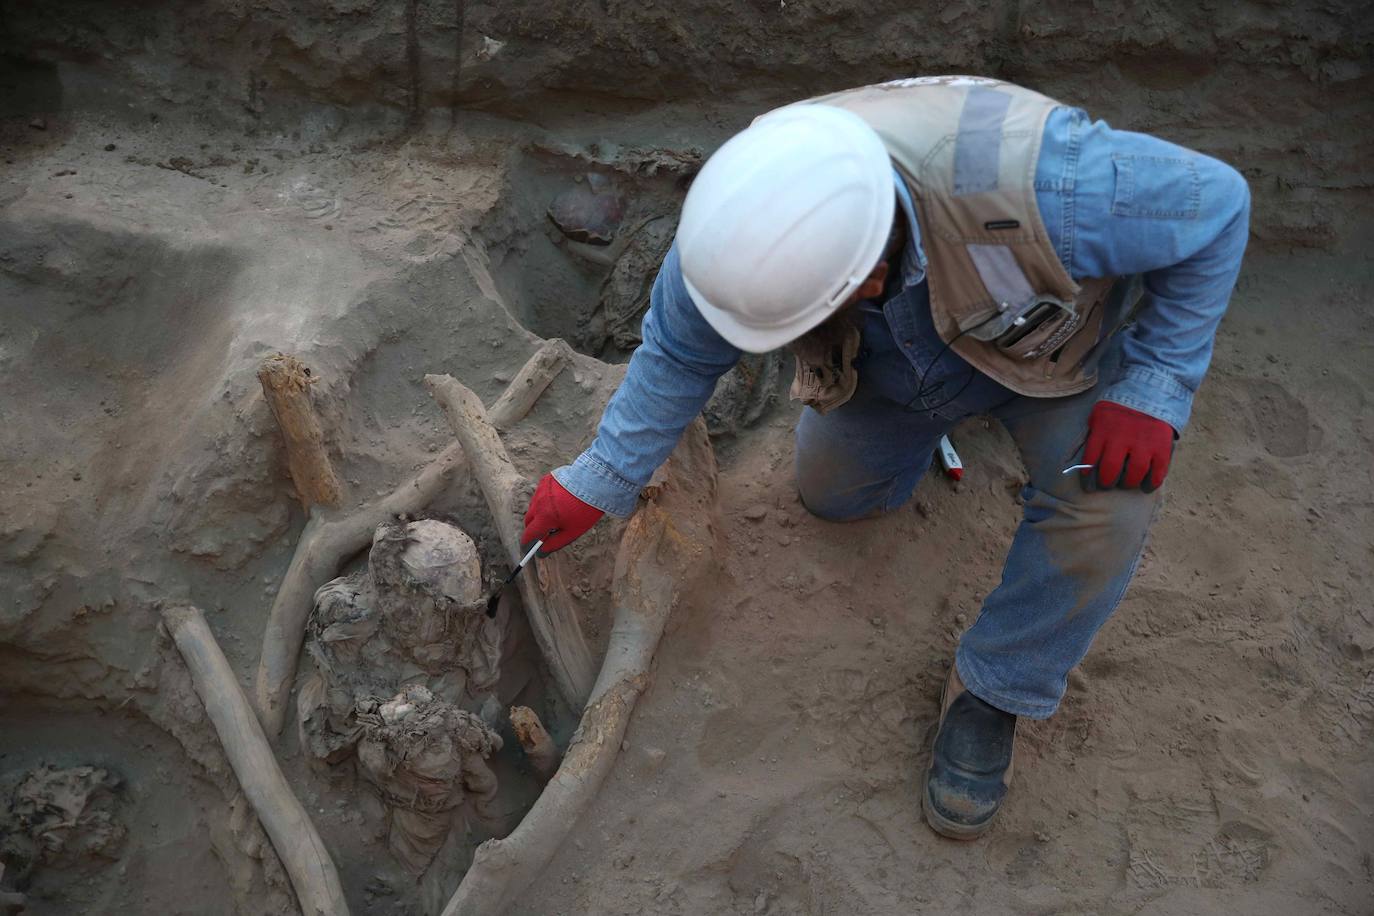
[683,273,845,354]
[681,189,895,353]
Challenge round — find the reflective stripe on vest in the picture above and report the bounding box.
[793,76,1116,398]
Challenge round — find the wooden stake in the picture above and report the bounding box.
[509,706,560,780]
[441,419,717,916]
[425,373,597,710]
[162,605,349,916]
[258,354,342,510]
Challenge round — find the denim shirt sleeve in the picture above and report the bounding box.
[553,242,741,517]
[1040,109,1251,433]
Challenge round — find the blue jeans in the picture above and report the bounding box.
[795,283,1161,719]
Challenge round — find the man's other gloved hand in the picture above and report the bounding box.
[522,473,604,555]
[1081,401,1175,493]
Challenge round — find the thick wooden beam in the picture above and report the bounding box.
[424,372,596,710]
[258,354,342,510]
[162,605,349,916]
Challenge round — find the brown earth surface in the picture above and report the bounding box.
[1,2,1371,915]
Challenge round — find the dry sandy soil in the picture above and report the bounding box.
[1,2,1372,915]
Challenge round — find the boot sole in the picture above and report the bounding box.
[921,767,997,841]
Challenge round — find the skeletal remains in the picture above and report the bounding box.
[157,337,717,916]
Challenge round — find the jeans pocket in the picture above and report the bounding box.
[1111,154,1200,219]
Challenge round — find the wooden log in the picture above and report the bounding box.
[252,340,573,735]
[258,354,342,510]
[509,706,560,780]
[161,605,349,916]
[486,338,575,426]
[252,443,464,734]
[441,419,717,916]
[424,373,597,711]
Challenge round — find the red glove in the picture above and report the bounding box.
[1081,402,1175,492]
[522,473,604,554]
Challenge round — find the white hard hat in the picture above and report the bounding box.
[677,104,895,353]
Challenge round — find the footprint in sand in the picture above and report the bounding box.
[1243,378,1320,458]
[1124,770,1276,890]
[285,177,340,220]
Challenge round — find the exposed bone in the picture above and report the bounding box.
[509,706,560,780]
[258,354,343,510]
[424,373,596,711]
[395,518,484,605]
[160,605,350,916]
[441,419,717,916]
[368,520,494,678]
[252,339,573,735]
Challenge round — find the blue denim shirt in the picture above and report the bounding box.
[557,107,1252,517]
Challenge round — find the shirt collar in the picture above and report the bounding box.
[891,167,927,289]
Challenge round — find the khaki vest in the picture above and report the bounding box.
[796,76,1115,400]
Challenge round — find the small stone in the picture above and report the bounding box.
[477,34,506,61]
[104,142,117,151]
[743,504,768,521]
[954,612,967,625]
[754,890,771,913]
[364,875,394,896]
[29,117,46,130]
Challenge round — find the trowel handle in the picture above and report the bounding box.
[501,539,543,587]
[486,539,545,619]
[514,539,543,574]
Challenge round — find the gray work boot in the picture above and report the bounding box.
[922,666,1018,840]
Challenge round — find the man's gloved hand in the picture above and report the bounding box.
[1081,401,1175,493]
[522,473,604,555]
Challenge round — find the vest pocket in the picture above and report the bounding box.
[1111,154,1200,219]
[994,302,1080,361]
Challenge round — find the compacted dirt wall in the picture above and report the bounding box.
[5,0,1370,239]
